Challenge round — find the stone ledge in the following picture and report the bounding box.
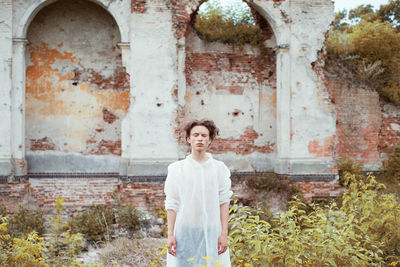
[0,172,337,183]
[26,153,121,173]
[0,159,12,176]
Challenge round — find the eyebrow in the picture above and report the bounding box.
[191,132,209,135]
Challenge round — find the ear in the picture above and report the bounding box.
[186,136,191,144]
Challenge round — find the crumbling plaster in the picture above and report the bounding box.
[25,0,129,173]
[247,0,336,174]
[0,0,13,175]
[122,2,181,175]
[0,0,339,177]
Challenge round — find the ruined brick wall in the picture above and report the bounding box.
[183,16,277,162]
[327,78,400,169]
[379,104,400,155]
[0,177,165,213]
[25,0,129,157]
[0,174,342,214]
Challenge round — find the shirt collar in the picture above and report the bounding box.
[187,152,213,166]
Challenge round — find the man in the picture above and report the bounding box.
[164,119,232,267]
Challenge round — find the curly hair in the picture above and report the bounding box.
[184,119,219,141]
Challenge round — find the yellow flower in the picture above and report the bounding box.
[187,257,195,262]
[202,256,212,260]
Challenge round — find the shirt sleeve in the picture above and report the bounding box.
[164,163,180,212]
[218,162,233,205]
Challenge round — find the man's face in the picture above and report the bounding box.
[187,125,211,152]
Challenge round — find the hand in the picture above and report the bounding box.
[218,234,228,255]
[167,236,177,256]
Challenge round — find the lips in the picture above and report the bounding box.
[196,143,204,146]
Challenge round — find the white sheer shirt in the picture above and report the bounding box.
[164,153,233,267]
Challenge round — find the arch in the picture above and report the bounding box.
[189,0,285,46]
[23,0,130,171]
[13,0,129,42]
[245,1,289,46]
[183,0,278,162]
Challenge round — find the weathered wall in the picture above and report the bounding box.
[183,16,277,171]
[0,0,347,208]
[0,0,13,175]
[285,0,336,173]
[0,177,165,213]
[122,1,182,176]
[0,0,340,176]
[328,80,382,169]
[379,104,400,156]
[327,78,400,170]
[25,0,129,164]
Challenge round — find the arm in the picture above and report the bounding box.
[164,164,180,256]
[167,209,177,256]
[217,163,232,255]
[218,202,229,255]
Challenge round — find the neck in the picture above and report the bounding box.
[191,149,208,163]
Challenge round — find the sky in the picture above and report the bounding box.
[333,0,390,12]
[216,0,391,12]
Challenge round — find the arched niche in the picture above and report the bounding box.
[16,0,130,172]
[181,0,278,170]
[14,0,129,42]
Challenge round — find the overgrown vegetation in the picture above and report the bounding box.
[5,205,45,238]
[2,149,400,266]
[0,195,145,266]
[117,203,142,232]
[195,0,267,53]
[326,0,400,105]
[0,197,86,266]
[46,196,85,266]
[228,172,400,266]
[245,173,298,200]
[337,157,364,186]
[68,205,115,243]
[379,142,400,195]
[0,217,47,266]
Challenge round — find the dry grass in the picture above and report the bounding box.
[77,237,167,266]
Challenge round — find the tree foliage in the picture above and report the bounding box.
[194,0,266,52]
[377,0,400,31]
[326,2,400,105]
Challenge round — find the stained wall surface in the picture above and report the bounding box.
[183,18,277,171]
[0,0,12,174]
[0,0,381,210]
[24,0,129,170]
[0,0,344,177]
[327,78,400,170]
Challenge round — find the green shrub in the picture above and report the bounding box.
[117,203,141,232]
[69,205,114,242]
[242,173,298,226]
[0,205,7,217]
[342,173,400,264]
[194,0,266,53]
[0,217,48,267]
[326,6,400,105]
[7,205,45,237]
[228,172,400,266]
[381,143,400,183]
[47,196,85,266]
[246,173,298,198]
[337,157,364,186]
